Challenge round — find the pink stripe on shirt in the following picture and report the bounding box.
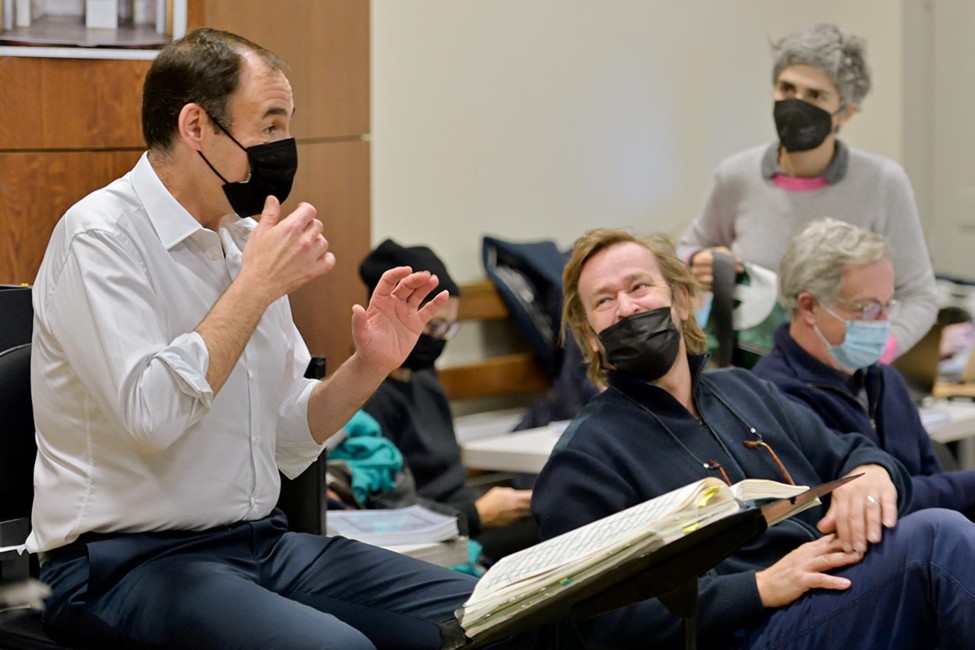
[771,174,829,192]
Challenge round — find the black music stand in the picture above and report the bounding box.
[440,508,767,650]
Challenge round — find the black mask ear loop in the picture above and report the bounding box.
[196,110,246,185]
[207,113,249,152]
[197,151,231,184]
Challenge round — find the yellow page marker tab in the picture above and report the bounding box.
[695,486,722,508]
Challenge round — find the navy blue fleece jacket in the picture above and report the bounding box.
[753,324,975,514]
[531,355,911,649]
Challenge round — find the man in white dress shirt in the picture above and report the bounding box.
[28,28,481,649]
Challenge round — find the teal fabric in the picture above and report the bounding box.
[329,410,404,504]
[449,539,486,577]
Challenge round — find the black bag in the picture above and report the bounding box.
[482,236,568,379]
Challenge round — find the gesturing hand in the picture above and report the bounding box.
[239,196,335,305]
[817,464,898,553]
[350,266,449,372]
[755,534,862,608]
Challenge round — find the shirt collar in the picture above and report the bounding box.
[131,152,206,250]
[761,140,849,185]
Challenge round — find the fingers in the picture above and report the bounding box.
[395,272,440,308]
[880,488,898,529]
[823,491,893,553]
[757,536,859,607]
[843,499,867,553]
[371,266,415,298]
[804,572,852,592]
[374,267,442,308]
[259,195,282,227]
[864,493,884,545]
[417,290,450,322]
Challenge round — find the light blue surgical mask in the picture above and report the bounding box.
[814,302,891,371]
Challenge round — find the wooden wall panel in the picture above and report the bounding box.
[202,0,370,140]
[287,140,371,366]
[0,57,148,150]
[0,150,143,283]
[1,0,370,374]
[200,0,372,370]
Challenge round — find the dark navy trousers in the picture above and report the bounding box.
[741,508,975,649]
[39,510,478,649]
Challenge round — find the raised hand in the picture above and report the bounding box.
[350,266,449,372]
[238,196,335,305]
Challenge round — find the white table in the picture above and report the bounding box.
[920,398,975,469]
[459,401,975,474]
[459,425,564,474]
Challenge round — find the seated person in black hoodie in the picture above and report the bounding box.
[532,226,975,649]
[753,217,975,515]
[360,239,536,561]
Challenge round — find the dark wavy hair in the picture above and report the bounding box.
[141,28,288,151]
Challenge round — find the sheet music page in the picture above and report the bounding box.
[468,479,725,604]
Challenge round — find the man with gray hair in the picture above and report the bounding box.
[679,24,936,364]
[753,217,975,515]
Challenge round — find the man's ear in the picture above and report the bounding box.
[672,284,692,322]
[177,103,208,150]
[796,291,818,325]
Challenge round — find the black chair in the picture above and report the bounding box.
[0,344,328,648]
[0,287,31,356]
[0,344,80,649]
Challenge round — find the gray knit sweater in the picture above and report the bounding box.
[678,142,937,354]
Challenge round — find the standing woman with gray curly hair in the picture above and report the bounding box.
[678,24,937,365]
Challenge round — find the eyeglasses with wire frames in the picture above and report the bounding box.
[424,318,462,341]
[705,435,796,488]
[821,295,901,322]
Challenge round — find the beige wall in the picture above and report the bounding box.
[371,0,905,283]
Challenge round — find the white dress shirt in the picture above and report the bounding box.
[27,153,324,553]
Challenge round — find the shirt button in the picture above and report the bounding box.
[250,497,257,508]
[248,370,256,381]
[211,250,220,260]
[254,436,261,445]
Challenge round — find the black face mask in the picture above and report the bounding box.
[403,333,447,371]
[773,98,834,153]
[597,307,681,382]
[197,116,298,217]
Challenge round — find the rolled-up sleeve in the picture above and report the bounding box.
[274,318,325,478]
[46,229,215,454]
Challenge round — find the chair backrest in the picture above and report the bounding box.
[0,286,32,356]
[0,344,34,523]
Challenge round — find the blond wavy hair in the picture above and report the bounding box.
[562,228,706,386]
